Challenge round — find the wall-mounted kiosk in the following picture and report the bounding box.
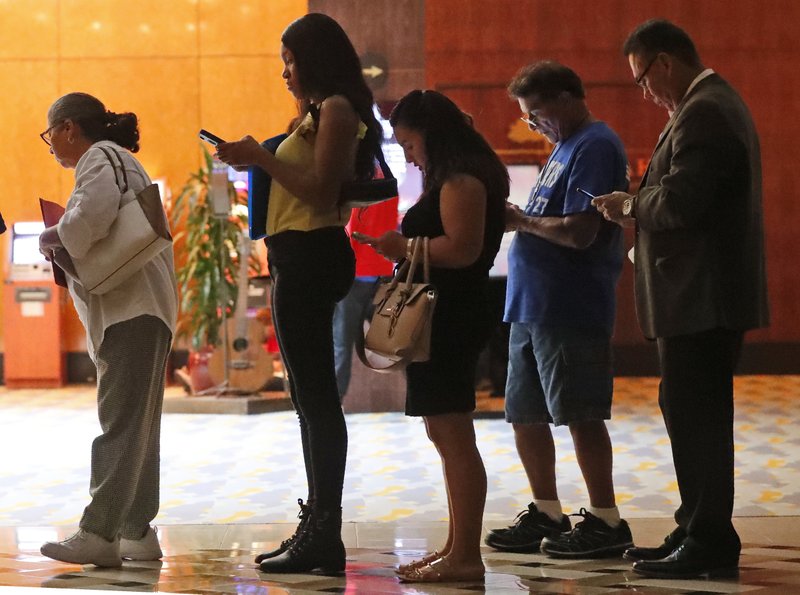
[3,222,66,388]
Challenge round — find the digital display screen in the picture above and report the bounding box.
[489,164,540,277]
[11,222,47,265]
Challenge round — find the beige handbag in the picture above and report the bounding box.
[357,237,438,372]
[54,146,172,295]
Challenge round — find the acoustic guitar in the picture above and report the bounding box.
[207,233,273,393]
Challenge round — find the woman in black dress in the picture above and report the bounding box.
[361,90,508,583]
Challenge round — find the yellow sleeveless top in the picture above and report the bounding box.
[267,111,368,236]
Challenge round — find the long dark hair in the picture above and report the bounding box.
[389,90,509,197]
[47,92,140,152]
[281,13,382,181]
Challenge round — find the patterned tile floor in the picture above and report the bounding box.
[0,518,799,593]
[0,376,799,592]
[1,377,798,525]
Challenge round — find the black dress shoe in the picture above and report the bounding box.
[632,538,739,579]
[623,526,686,562]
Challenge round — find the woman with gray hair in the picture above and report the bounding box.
[38,92,177,567]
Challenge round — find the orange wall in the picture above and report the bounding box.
[0,0,306,353]
[5,1,797,357]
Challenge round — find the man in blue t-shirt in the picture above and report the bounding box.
[485,61,633,559]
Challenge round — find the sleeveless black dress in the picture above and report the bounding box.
[400,172,506,416]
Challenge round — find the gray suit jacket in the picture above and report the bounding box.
[634,73,769,339]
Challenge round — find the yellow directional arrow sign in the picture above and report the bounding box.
[363,65,384,78]
[360,52,388,90]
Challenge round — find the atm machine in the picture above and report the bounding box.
[3,222,66,387]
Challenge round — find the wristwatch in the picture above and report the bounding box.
[622,197,634,217]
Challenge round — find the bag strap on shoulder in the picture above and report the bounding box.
[375,145,394,181]
[96,146,130,194]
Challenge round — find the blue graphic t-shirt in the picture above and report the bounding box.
[505,121,628,332]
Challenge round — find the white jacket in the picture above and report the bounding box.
[58,140,178,359]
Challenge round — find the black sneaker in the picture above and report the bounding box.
[485,503,571,553]
[540,508,634,559]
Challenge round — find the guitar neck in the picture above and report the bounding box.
[233,238,251,340]
[206,230,274,392]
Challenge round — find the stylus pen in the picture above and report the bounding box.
[576,187,596,199]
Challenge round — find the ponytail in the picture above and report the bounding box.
[47,92,141,152]
[104,111,140,152]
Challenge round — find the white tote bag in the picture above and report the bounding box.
[54,147,172,295]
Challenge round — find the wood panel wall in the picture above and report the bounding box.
[426,0,800,347]
[302,0,799,362]
[308,0,425,104]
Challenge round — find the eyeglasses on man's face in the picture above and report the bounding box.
[519,92,560,128]
[40,121,63,146]
[635,54,659,88]
[520,103,549,128]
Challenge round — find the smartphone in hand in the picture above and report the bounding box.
[199,129,226,146]
[351,231,376,244]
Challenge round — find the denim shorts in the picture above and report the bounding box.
[504,322,613,426]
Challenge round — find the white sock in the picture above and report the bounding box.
[589,506,621,528]
[533,499,564,523]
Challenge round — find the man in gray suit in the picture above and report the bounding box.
[593,19,769,579]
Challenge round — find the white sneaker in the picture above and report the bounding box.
[120,526,163,561]
[41,529,122,567]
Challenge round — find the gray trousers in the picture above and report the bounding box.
[79,315,172,541]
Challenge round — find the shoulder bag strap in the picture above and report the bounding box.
[354,276,403,372]
[96,146,130,194]
[375,145,394,181]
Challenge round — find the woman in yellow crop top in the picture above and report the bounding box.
[215,13,383,575]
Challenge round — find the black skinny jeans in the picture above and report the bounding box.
[266,227,355,512]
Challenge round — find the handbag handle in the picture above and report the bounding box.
[380,235,428,296]
[402,237,429,292]
[355,235,433,373]
[422,237,430,282]
[97,146,130,194]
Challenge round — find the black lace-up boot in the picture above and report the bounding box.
[254,498,313,564]
[258,507,345,575]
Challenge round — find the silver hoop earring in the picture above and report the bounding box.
[68,137,74,144]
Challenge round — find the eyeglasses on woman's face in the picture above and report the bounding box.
[39,121,64,146]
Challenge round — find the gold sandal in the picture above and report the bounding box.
[399,556,485,583]
[395,550,440,575]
